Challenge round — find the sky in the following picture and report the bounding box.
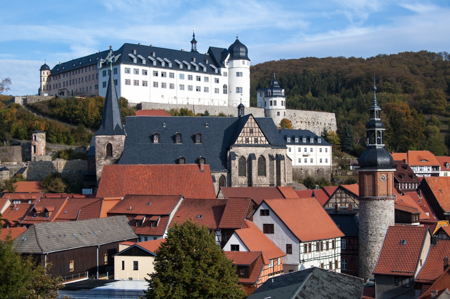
[1,0,449,96]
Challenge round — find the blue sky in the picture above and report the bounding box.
[1,0,449,96]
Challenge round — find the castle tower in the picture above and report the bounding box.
[357,82,395,281]
[39,63,50,96]
[31,131,46,161]
[95,48,126,180]
[257,74,286,127]
[227,37,250,107]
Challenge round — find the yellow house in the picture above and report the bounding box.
[114,239,164,280]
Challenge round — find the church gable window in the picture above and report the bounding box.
[258,156,266,176]
[239,157,246,177]
[175,133,182,144]
[106,143,113,157]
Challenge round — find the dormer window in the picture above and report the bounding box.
[310,138,314,143]
[45,211,49,218]
[303,138,306,143]
[175,133,182,144]
[194,133,202,144]
[152,133,160,144]
[295,138,299,143]
[198,157,205,164]
[178,157,185,164]
[318,139,321,144]
[33,210,37,218]
[287,137,291,143]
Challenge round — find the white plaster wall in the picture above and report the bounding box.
[223,233,249,252]
[114,255,154,280]
[228,59,250,107]
[287,144,332,167]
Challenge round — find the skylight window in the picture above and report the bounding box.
[196,215,203,219]
[400,240,406,245]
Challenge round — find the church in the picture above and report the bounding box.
[88,59,292,193]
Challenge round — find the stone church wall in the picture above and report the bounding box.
[140,102,336,136]
[27,159,87,183]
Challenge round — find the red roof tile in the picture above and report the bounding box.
[220,187,285,205]
[296,189,329,206]
[20,197,68,225]
[404,191,437,220]
[235,220,285,260]
[225,251,265,285]
[0,227,27,241]
[323,186,338,197]
[423,177,450,212]
[264,198,344,242]
[395,202,420,214]
[2,193,43,204]
[135,109,171,116]
[2,203,32,226]
[137,238,166,253]
[373,226,429,275]
[108,195,182,216]
[219,198,252,229]
[436,156,450,170]
[418,267,450,299]
[391,153,407,162]
[77,199,103,220]
[13,181,43,193]
[131,215,169,236]
[416,239,450,283]
[341,184,359,196]
[277,186,299,199]
[406,151,440,167]
[55,197,100,221]
[170,198,226,230]
[96,164,216,199]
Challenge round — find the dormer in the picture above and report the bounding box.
[178,157,185,164]
[135,215,146,227]
[174,133,182,144]
[194,133,202,144]
[149,216,160,227]
[152,133,160,144]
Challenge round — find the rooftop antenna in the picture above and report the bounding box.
[236,33,239,39]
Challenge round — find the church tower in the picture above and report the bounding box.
[39,63,50,96]
[227,37,250,107]
[95,47,126,180]
[357,82,395,281]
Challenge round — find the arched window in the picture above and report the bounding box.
[219,175,226,187]
[258,156,266,176]
[106,143,113,157]
[175,133,182,144]
[223,84,227,94]
[239,157,246,177]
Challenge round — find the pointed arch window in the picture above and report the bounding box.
[175,133,182,144]
[258,156,266,176]
[239,157,246,177]
[219,175,226,187]
[106,143,113,157]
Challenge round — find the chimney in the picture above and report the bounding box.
[199,162,204,172]
[444,256,449,271]
[348,203,353,211]
[432,235,438,246]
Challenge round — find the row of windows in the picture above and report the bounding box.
[113,68,224,84]
[303,240,336,253]
[121,260,139,271]
[52,74,98,89]
[289,147,328,153]
[151,133,202,144]
[297,158,329,164]
[266,100,285,107]
[51,65,98,82]
[287,137,322,144]
[239,156,267,177]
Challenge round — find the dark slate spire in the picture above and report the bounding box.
[191,30,197,52]
[269,73,284,96]
[96,47,125,136]
[358,78,392,168]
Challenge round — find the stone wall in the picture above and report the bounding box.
[0,146,23,163]
[24,95,53,105]
[140,102,337,136]
[292,165,332,182]
[27,159,87,183]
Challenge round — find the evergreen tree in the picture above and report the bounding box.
[144,220,245,299]
[339,124,354,153]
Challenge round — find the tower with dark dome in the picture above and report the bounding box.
[357,81,395,281]
[257,74,286,126]
[39,63,51,96]
[227,37,250,107]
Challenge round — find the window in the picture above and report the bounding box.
[310,158,313,163]
[143,80,148,87]
[219,175,226,187]
[204,87,209,92]
[133,261,138,271]
[179,73,185,79]
[214,88,219,93]
[239,268,246,276]
[341,239,346,250]
[179,84,185,90]
[223,84,227,94]
[274,100,277,106]
[304,244,308,253]
[289,147,291,152]
[335,260,339,270]
[169,83,175,89]
[263,224,274,234]
[195,133,202,144]
[287,137,291,142]
[125,79,131,85]
[102,82,106,88]
[142,69,147,75]
[303,138,306,143]
[223,72,227,77]
[196,76,201,81]
[188,85,193,91]
[325,158,328,163]
[316,241,320,252]
[153,82,158,87]
[295,138,299,143]
[122,260,125,270]
[178,157,185,164]
[326,241,329,250]
[310,148,313,152]
[153,71,158,76]
[106,143,113,157]
[231,245,239,251]
[214,78,219,83]
[260,209,269,216]
[332,240,335,249]
[236,87,243,93]
[188,75,193,80]
[125,68,130,74]
[69,260,74,272]
[320,158,322,163]
[161,72,167,78]
[162,83,167,88]
[133,68,139,75]
[320,148,322,153]
[298,158,301,163]
[102,70,106,77]
[325,148,328,153]
[175,133,182,144]
[329,261,333,270]
[286,244,292,254]
[169,72,174,78]
[239,156,246,176]
[152,133,160,143]
[104,254,108,265]
[258,156,266,176]
[269,259,274,268]
[236,72,243,77]
[134,80,139,86]
[204,76,209,82]
[114,79,118,85]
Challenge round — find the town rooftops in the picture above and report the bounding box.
[20,197,69,225]
[392,151,440,167]
[220,186,295,205]
[416,239,450,283]
[422,177,450,213]
[0,227,27,241]
[14,216,137,254]
[373,225,429,276]
[55,197,101,221]
[247,267,364,299]
[263,198,344,242]
[296,189,330,206]
[418,266,450,299]
[108,195,182,216]
[170,198,226,230]
[13,181,43,193]
[96,164,216,199]
[436,156,450,171]
[224,251,265,285]
[405,191,437,220]
[218,197,253,229]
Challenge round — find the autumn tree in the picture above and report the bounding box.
[144,220,245,299]
[0,78,11,94]
[279,118,293,129]
[41,173,68,193]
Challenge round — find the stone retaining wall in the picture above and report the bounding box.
[27,159,87,183]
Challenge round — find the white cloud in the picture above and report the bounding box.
[0,59,42,96]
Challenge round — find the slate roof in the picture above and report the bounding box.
[264,198,344,242]
[170,198,226,230]
[247,267,364,299]
[49,50,109,75]
[135,110,170,116]
[327,211,359,237]
[117,114,286,172]
[416,239,450,283]
[14,216,137,254]
[225,251,264,285]
[220,187,288,205]
[234,220,285,259]
[218,197,252,229]
[423,177,450,213]
[373,226,428,276]
[96,164,216,199]
[279,129,330,146]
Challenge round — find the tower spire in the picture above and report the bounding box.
[190,29,197,52]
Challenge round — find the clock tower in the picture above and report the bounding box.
[357,82,395,281]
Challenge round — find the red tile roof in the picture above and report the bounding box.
[391,153,407,162]
[235,220,285,260]
[96,164,216,199]
[373,226,429,276]
[135,109,171,116]
[20,197,68,225]
[394,191,424,216]
[220,187,285,205]
[341,184,359,196]
[264,198,344,242]
[130,215,169,236]
[418,266,450,299]
[323,186,338,197]
[406,151,440,167]
[137,238,166,254]
[55,197,100,221]
[108,195,182,215]
[225,251,265,285]
[423,177,450,212]
[416,239,450,283]
[0,227,27,241]
[219,198,252,229]
[13,181,43,193]
[1,203,32,226]
[404,191,437,220]
[170,198,226,230]
[2,193,43,204]
[436,156,450,171]
[277,186,299,199]
[77,199,103,220]
[296,189,330,206]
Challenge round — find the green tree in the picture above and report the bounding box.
[0,228,63,298]
[41,173,68,193]
[338,124,354,153]
[144,220,245,299]
[302,176,316,189]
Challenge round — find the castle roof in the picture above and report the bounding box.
[50,50,109,75]
[227,38,250,61]
[40,63,50,71]
[279,129,330,146]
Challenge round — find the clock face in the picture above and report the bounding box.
[380,174,387,182]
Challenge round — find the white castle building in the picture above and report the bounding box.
[39,33,250,107]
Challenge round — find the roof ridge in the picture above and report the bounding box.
[33,224,44,252]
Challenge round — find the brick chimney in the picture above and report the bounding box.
[444,256,449,271]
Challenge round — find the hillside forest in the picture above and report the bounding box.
[250,51,450,156]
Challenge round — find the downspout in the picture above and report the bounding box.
[97,245,99,279]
